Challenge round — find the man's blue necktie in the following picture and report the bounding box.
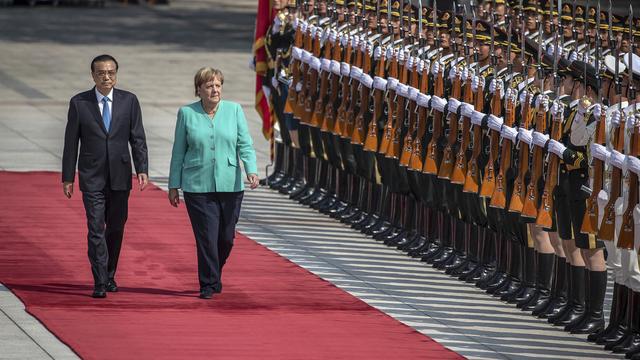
[102,97,111,132]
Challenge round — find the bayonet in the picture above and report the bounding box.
[399,0,405,39]
[451,0,459,57]
[553,0,561,92]
[571,0,577,41]
[537,14,544,92]
[506,11,513,75]
[418,0,424,48]
[520,0,527,74]
[472,0,478,63]
[462,1,470,69]
[490,0,497,69]
[434,0,440,52]
[630,3,636,101]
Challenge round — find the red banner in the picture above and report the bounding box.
[253,0,274,139]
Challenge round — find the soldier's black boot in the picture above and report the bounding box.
[266,142,286,187]
[497,242,522,299]
[277,145,297,193]
[538,256,569,318]
[570,270,606,335]
[627,303,640,359]
[512,246,537,305]
[343,180,369,224]
[291,156,315,200]
[605,288,634,350]
[412,207,439,258]
[612,291,640,354]
[486,234,510,294]
[523,252,554,312]
[480,232,506,290]
[432,216,456,268]
[427,214,453,265]
[592,282,627,343]
[467,228,492,283]
[552,265,585,327]
[447,223,473,276]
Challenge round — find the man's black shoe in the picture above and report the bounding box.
[92,287,107,298]
[199,289,214,299]
[106,280,118,292]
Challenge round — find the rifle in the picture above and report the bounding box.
[535,0,563,228]
[617,4,637,249]
[286,0,305,114]
[363,43,386,151]
[408,2,430,171]
[374,0,398,154]
[490,12,515,208]
[423,0,445,174]
[509,0,531,213]
[438,67,463,179]
[463,3,485,193]
[313,31,335,128]
[400,56,422,166]
[521,17,547,219]
[351,41,373,144]
[302,29,323,125]
[451,3,473,184]
[387,49,410,160]
[409,54,431,171]
[597,115,625,240]
[479,0,501,198]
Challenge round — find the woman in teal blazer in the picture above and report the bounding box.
[168,67,258,299]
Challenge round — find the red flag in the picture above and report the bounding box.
[253,0,274,139]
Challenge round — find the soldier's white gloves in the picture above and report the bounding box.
[351,35,359,49]
[627,114,637,130]
[417,93,431,108]
[461,103,474,118]
[535,94,549,112]
[272,15,282,34]
[330,60,341,75]
[461,67,470,81]
[295,82,303,92]
[309,56,321,71]
[590,143,609,161]
[398,50,406,63]
[408,87,419,101]
[471,75,480,92]
[340,62,350,77]
[627,155,640,176]
[373,76,387,91]
[489,79,504,98]
[418,59,426,74]
[350,66,363,80]
[448,98,461,113]
[569,50,578,62]
[396,83,409,98]
[321,58,331,72]
[431,95,447,112]
[271,76,278,89]
[518,128,533,145]
[610,150,627,171]
[532,131,550,148]
[432,60,441,76]
[546,43,556,57]
[501,125,518,142]
[551,100,564,117]
[385,46,394,60]
[301,50,311,64]
[611,110,621,127]
[406,55,414,69]
[547,139,567,157]
[519,90,528,105]
[374,46,383,60]
[471,110,485,125]
[488,114,504,131]
[292,46,302,60]
[387,77,399,91]
[360,73,374,89]
[449,66,459,81]
[341,33,349,47]
[489,78,497,93]
[593,104,604,119]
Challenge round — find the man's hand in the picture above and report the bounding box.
[168,188,180,207]
[63,182,73,199]
[137,173,148,191]
[247,174,260,189]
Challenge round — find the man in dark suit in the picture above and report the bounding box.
[62,54,148,298]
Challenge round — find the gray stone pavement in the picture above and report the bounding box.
[0,1,625,359]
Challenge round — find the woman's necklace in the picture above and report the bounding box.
[203,101,219,119]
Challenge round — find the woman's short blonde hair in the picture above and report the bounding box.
[194,67,224,97]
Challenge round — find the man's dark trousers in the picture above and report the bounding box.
[82,185,129,287]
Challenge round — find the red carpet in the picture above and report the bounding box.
[0,171,463,360]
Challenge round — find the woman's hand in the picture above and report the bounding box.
[168,188,180,207]
[247,174,260,189]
